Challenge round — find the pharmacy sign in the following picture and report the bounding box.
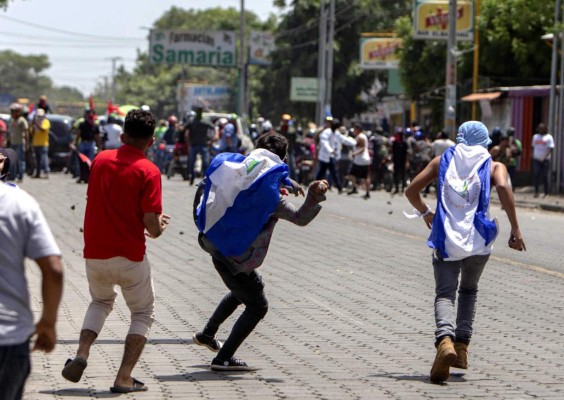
[150,29,236,67]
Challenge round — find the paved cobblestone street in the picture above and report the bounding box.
[19,174,564,399]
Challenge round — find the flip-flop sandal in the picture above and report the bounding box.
[61,357,87,383]
[110,378,148,393]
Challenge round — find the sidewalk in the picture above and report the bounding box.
[492,186,564,213]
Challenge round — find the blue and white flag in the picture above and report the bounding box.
[427,144,498,260]
[196,149,290,257]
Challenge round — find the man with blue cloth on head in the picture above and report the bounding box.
[192,131,328,372]
[405,121,526,383]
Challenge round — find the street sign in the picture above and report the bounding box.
[149,30,236,67]
[359,38,402,69]
[249,31,275,66]
[413,0,474,41]
[176,83,232,115]
[290,78,318,103]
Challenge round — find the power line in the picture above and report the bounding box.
[0,30,145,44]
[0,14,145,41]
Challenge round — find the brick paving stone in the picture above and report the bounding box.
[14,174,564,399]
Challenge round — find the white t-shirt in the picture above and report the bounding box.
[352,133,371,166]
[104,123,123,149]
[317,128,337,163]
[432,138,455,157]
[0,183,61,346]
[532,133,555,161]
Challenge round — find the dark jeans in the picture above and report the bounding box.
[393,163,406,192]
[203,257,268,361]
[189,144,210,182]
[315,158,342,190]
[532,159,550,195]
[0,340,30,400]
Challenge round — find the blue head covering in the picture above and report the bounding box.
[456,121,492,148]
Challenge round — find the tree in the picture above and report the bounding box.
[0,50,52,100]
[256,0,411,124]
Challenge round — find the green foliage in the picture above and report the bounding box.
[256,0,411,123]
[0,50,52,100]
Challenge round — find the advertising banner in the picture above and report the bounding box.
[150,30,236,67]
[176,83,232,115]
[413,1,474,41]
[359,38,402,69]
[290,78,318,103]
[249,31,275,65]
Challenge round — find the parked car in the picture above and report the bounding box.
[202,112,254,155]
[46,114,75,171]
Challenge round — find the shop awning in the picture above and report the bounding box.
[461,92,502,102]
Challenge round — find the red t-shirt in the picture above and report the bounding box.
[84,144,162,261]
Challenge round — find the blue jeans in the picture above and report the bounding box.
[34,146,49,176]
[202,256,268,362]
[315,158,342,191]
[189,144,210,182]
[10,144,26,181]
[532,159,550,196]
[0,340,30,400]
[433,253,489,345]
[78,141,96,161]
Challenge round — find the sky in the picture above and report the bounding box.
[0,0,278,97]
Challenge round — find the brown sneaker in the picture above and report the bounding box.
[430,337,457,383]
[453,342,468,369]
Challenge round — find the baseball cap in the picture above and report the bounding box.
[9,103,22,111]
[282,114,291,121]
[36,109,46,117]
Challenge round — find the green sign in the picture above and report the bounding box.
[290,78,318,103]
[150,30,236,67]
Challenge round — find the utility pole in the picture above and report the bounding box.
[316,0,327,126]
[557,5,564,193]
[238,0,247,118]
[108,56,122,103]
[325,0,336,119]
[548,0,561,193]
[471,0,480,120]
[444,0,458,138]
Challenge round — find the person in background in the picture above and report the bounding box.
[506,127,522,187]
[345,123,371,199]
[218,116,238,154]
[405,120,526,384]
[77,109,100,161]
[315,118,344,193]
[186,107,213,185]
[30,109,51,179]
[7,103,29,183]
[35,95,52,114]
[391,127,408,194]
[103,114,124,150]
[531,122,555,198]
[277,114,298,181]
[0,172,64,400]
[431,131,455,158]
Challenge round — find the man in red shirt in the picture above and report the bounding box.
[62,109,169,393]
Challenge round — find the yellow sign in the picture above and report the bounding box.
[413,1,474,41]
[359,38,403,70]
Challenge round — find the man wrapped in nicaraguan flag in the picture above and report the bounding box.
[404,121,526,384]
[195,147,292,257]
[192,132,329,372]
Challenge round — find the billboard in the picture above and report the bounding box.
[359,38,402,69]
[290,78,318,102]
[176,83,232,115]
[413,1,474,41]
[150,30,236,67]
[249,31,275,65]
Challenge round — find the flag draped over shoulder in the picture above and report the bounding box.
[196,149,291,257]
[427,144,498,260]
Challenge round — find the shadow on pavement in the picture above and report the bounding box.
[57,338,195,345]
[367,372,467,384]
[156,369,257,382]
[40,388,120,398]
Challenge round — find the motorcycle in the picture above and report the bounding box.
[167,142,189,180]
